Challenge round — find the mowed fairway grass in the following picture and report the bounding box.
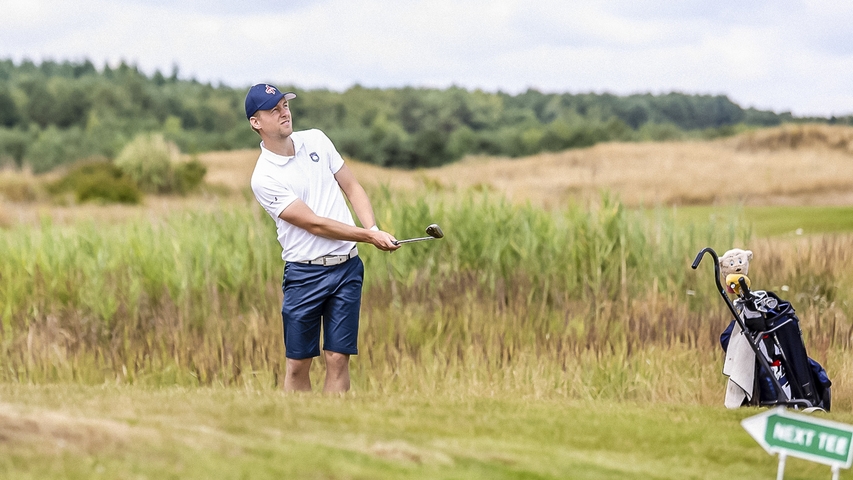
[665,204,853,237]
[3,384,850,480]
[4,125,853,479]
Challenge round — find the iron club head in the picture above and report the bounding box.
[425,223,444,239]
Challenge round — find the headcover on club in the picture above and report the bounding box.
[726,273,751,296]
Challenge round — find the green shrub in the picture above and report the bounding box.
[637,122,685,142]
[114,133,177,193]
[75,174,141,204]
[173,158,207,194]
[114,133,206,194]
[48,160,142,204]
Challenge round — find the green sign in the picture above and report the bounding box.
[742,407,853,468]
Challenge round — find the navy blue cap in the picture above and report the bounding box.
[245,84,296,119]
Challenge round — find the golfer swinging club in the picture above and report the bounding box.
[246,83,400,393]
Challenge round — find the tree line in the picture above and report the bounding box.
[0,58,848,173]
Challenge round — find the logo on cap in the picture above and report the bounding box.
[265,85,276,95]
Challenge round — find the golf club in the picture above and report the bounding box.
[393,223,444,245]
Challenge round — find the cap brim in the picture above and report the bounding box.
[255,92,296,113]
[255,91,297,112]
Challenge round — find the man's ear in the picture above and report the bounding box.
[249,115,261,130]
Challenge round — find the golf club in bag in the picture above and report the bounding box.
[692,247,831,411]
[394,223,444,245]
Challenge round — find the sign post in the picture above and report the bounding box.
[742,407,853,479]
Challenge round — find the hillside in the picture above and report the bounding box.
[3,124,853,228]
[201,124,853,209]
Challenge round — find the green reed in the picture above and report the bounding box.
[2,190,850,404]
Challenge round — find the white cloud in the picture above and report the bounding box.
[1,0,852,116]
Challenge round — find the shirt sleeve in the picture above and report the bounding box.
[252,173,297,220]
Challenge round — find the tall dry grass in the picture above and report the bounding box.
[2,188,852,406]
[734,123,853,153]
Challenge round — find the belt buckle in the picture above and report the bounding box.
[310,248,356,266]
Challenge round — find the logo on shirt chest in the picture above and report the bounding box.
[309,152,320,162]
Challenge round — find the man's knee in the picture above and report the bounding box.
[324,351,350,372]
[287,358,312,376]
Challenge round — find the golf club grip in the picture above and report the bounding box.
[692,247,716,270]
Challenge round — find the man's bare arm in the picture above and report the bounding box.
[278,199,399,251]
[334,164,377,229]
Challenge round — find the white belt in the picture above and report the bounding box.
[296,247,358,266]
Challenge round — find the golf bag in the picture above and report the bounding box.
[719,289,832,410]
[692,247,832,411]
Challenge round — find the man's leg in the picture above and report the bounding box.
[323,351,350,393]
[281,262,325,392]
[285,357,313,392]
[321,257,363,394]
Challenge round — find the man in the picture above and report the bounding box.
[246,83,400,393]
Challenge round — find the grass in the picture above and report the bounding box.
[2,188,852,395]
[3,383,852,480]
[1,192,754,389]
[660,204,853,237]
[743,206,853,236]
[4,126,853,478]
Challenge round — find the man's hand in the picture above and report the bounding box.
[370,229,400,252]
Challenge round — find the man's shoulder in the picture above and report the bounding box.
[249,161,267,190]
[293,128,331,145]
[250,151,276,185]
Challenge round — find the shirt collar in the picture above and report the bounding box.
[260,134,303,165]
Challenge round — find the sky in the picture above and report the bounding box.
[2,0,853,117]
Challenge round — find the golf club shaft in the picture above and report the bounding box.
[394,236,439,245]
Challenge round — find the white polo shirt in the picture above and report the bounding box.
[250,129,357,262]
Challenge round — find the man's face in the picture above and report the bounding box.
[251,98,293,138]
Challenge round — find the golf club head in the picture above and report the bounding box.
[425,223,444,239]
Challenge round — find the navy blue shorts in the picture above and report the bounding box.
[281,256,364,359]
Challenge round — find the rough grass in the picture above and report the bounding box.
[3,194,852,406]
